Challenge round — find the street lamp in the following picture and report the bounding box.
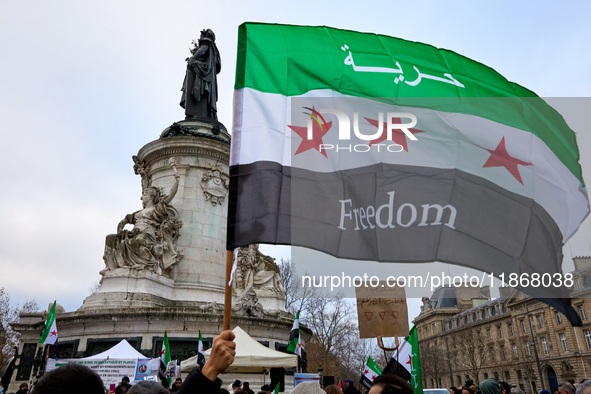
[445,335,454,387]
[525,298,545,391]
[318,365,323,388]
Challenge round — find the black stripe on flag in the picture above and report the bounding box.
[227,161,581,325]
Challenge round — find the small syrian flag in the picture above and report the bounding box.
[38,301,57,345]
[273,381,281,394]
[286,310,301,356]
[160,331,171,387]
[383,326,423,394]
[360,357,382,390]
[197,330,205,368]
[338,381,342,389]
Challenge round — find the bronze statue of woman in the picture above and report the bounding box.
[180,29,221,121]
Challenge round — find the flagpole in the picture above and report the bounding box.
[223,250,233,331]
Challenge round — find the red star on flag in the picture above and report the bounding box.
[364,369,369,375]
[406,355,412,368]
[161,349,165,355]
[365,117,426,151]
[288,107,332,158]
[481,137,532,185]
[50,330,57,336]
[371,374,376,380]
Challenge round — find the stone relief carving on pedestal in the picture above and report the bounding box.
[232,289,264,318]
[101,157,183,278]
[233,244,285,296]
[200,169,228,205]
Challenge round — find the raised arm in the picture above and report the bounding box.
[163,173,180,205]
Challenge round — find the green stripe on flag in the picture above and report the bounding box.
[235,22,583,184]
[39,301,56,345]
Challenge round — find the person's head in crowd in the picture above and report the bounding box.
[510,387,525,394]
[31,364,104,394]
[325,385,343,394]
[541,390,551,394]
[18,383,29,392]
[347,380,354,388]
[451,387,458,394]
[499,382,511,394]
[127,381,169,394]
[233,380,242,390]
[235,390,250,394]
[465,379,474,388]
[479,379,500,394]
[261,385,273,394]
[463,388,475,394]
[244,383,252,391]
[577,380,591,394]
[219,390,231,394]
[560,383,576,394]
[369,374,413,394]
[291,381,325,394]
[173,378,182,389]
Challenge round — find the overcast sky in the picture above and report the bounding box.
[1,1,590,327]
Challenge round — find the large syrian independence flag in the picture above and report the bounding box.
[227,23,589,324]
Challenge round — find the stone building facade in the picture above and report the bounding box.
[414,257,591,393]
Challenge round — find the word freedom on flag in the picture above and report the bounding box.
[227,23,589,324]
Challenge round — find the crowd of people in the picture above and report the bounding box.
[8,331,591,394]
[448,378,591,394]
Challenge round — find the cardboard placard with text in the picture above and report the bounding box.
[355,282,409,339]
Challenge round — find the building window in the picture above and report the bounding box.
[526,342,531,356]
[555,311,562,325]
[501,347,506,360]
[509,324,514,336]
[560,333,568,352]
[496,305,500,314]
[497,326,503,339]
[494,372,499,381]
[537,315,544,329]
[579,305,587,321]
[520,320,526,332]
[457,377,461,387]
[513,344,518,358]
[576,277,582,290]
[584,329,591,350]
[487,329,492,340]
[541,337,549,355]
[505,371,511,384]
[490,348,495,361]
[484,373,489,380]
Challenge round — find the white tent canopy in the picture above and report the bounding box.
[181,326,297,373]
[83,339,146,360]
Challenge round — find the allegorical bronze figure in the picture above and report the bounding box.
[180,29,221,120]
